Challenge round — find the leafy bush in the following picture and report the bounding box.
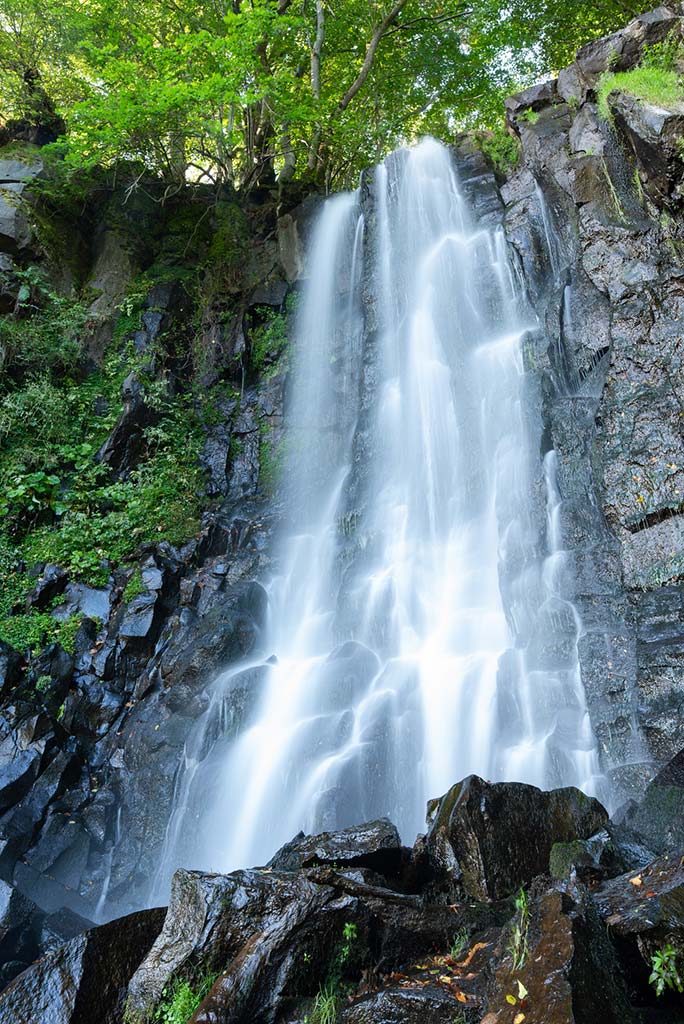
[0,278,207,651]
[472,123,520,175]
[0,268,90,379]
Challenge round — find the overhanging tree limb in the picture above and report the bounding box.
[337,0,409,113]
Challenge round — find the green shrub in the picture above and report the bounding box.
[472,122,520,175]
[650,943,683,997]
[0,268,90,379]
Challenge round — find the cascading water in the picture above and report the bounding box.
[153,138,604,896]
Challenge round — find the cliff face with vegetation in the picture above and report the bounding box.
[0,160,311,920]
[0,5,684,1022]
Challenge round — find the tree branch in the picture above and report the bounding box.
[337,0,409,113]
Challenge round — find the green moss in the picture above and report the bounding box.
[258,424,287,497]
[249,292,298,375]
[549,840,587,878]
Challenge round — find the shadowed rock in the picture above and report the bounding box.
[0,908,164,1024]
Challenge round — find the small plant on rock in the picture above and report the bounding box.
[509,888,529,971]
[306,982,339,1024]
[153,970,218,1024]
[304,921,361,1024]
[649,943,683,997]
[449,926,469,960]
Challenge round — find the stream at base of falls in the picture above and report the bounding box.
[152,138,605,900]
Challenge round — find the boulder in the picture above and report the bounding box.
[617,748,684,856]
[595,851,684,941]
[505,80,559,120]
[425,776,608,900]
[610,91,684,207]
[128,862,495,1023]
[0,157,42,254]
[267,819,402,875]
[575,5,681,85]
[0,908,164,1024]
[338,985,459,1023]
[126,868,361,1021]
[549,829,622,883]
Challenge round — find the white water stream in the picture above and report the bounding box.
[153,139,604,893]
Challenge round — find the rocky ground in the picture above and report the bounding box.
[0,3,683,1020]
[0,768,682,1022]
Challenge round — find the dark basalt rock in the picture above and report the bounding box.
[25,565,68,611]
[127,867,362,1021]
[425,775,608,900]
[96,373,160,479]
[0,908,164,1024]
[128,854,501,1022]
[549,829,624,883]
[616,747,684,856]
[0,644,23,701]
[337,985,459,1023]
[482,883,636,1024]
[267,818,402,874]
[595,852,684,940]
[610,91,684,207]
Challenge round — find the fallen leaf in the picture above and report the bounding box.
[455,990,467,1003]
[517,981,528,1000]
[630,875,642,886]
[506,994,517,1005]
[514,1014,526,1024]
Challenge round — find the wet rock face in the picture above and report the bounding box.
[0,156,42,254]
[267,819,402,875]
[425,775,608,900]
[0,908,164,1024]
[501,3,684,795]
[337,985,458,1023]
[616,747,684,856]
[483,884,636,1024]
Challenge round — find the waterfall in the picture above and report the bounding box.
[153,138,604,896]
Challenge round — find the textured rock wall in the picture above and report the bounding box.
[499,3,684,798]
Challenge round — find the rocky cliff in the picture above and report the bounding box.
[0,4,683,1021]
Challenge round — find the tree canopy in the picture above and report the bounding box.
[0,0,641,189]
